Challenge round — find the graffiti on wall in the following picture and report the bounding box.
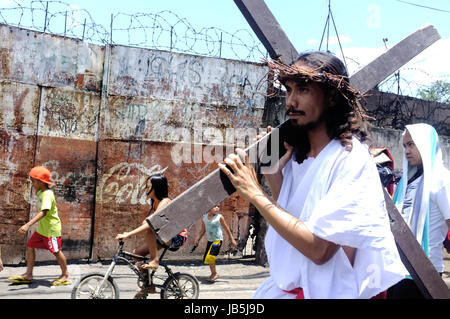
[105,98,265,142]
[109,47,267,109]
[41,89,100,140]
[0,82,40,135]
[18,160,95,204]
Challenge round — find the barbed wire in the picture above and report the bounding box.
[0,0,267,62]
[0,0,447,101]
[376,66,450,100]
[366,91,450,136]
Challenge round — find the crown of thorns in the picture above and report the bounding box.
[264,58,372,121]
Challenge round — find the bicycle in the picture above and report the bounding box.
[71,240,199,299]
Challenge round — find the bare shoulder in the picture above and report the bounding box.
[157,198,171,209]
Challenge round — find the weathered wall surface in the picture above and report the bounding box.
[365,90,450,137]
[1,24,104,263]
[0,24,267,263]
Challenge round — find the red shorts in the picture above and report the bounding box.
[26,232,62,254]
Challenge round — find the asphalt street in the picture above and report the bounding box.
[1,252,449,300]
[0,257,270,299]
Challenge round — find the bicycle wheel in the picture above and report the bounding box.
[71,273,120,299]
[161,273,199,299]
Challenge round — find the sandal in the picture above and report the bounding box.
[51,278,72,286]
[135,261,147,273]
[141,261,159,271]
[9,275,33,284]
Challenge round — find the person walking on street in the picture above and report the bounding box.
[9,166,70,286]
[194,206,237,282]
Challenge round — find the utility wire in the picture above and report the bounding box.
[395,0,450,14]
[318,0,348,70]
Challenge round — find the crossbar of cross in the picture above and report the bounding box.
[148,0,450,298]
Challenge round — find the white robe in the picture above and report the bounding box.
[253,138,407,299]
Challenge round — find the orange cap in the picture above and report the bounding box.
[29,166,56,186]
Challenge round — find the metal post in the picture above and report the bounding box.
[329,9,348,69]
[64,11,67,37]
[219,32,223,58]
[170,26,173,51]
[319,14,329,51]
[326,1,330,51]
[110,14,113,44]
[43,1,48,32]
[82,18,86,41]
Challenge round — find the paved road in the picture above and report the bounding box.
[1,251,449,299]
[0,257,270,299]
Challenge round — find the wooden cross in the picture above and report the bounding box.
[148,0,450,298]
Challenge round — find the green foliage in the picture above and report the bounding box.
[417,80,450,104]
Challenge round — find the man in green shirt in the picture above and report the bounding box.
[9,166,70,286]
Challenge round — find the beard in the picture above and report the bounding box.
[285,107,327,144]
[282,107,329,163]
[289,117,323,131]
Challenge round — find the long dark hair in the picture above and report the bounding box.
[147,173,168,201]
[278,51,370,163]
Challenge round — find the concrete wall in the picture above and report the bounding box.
[365,90,450,137]
[0,24,267,263]
[1,24,104,263]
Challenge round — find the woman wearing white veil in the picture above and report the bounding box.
[389,123,450,298]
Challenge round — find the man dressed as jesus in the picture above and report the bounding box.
[219,51,407,299]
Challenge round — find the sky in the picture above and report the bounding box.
[1,0,450,97]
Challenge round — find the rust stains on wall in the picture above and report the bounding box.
[0,131,36,263]
[0,24,268,263]
[0,82,40,135]
[32,136,97,260]
[0,80,41,263]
